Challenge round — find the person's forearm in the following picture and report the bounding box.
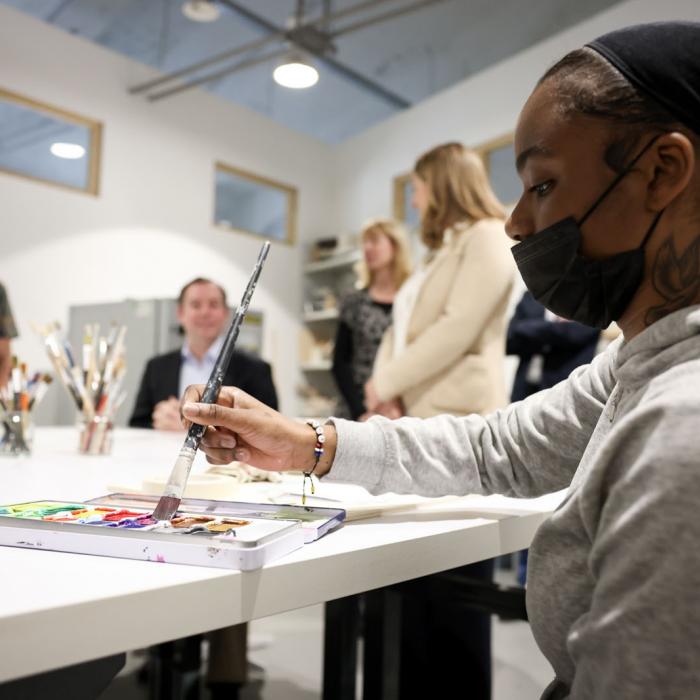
[325,346,617,498]
[317,426,336,477]
[295,422,337,477]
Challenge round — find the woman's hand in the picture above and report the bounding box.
[375,399,404,420]
[365,380,403,419]
[364,379,381,413]
[180,386,337,476]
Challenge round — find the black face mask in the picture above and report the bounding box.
[511,137,663,329]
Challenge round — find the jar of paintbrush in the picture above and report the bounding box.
[0,356,53,456]
[78,414,114,455]
[36,322,127,456]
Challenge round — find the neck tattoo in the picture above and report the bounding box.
[646,233,700,326]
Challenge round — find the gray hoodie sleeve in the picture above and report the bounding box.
[565,389,700,698]
[325,339,618,499]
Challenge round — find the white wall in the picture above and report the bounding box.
[331,0,700,232]
[0,5,334,414]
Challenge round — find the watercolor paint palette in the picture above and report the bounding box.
[86,493,346,543]
[0,499,307,570]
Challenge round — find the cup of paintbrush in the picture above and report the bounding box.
[78,414,114,455]
[35,321,127,455]
[77,323,127,455]
[0,357,53,456]
[77,382,128,456]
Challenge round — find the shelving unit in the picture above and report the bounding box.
[303,308,340,322]
[300,361,333,372]
[298,246,360,417]
[303,249,361,274]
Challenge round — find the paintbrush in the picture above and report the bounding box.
[28,375,53,411]
[10,357,21,411]
[152,241,271,521]
[88,323,100,394]
[94,325,127,408]
[42,329,84,411]
[82,326,94,388]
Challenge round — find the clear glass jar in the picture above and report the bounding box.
[0,410,33,456]
[78,415,113,455]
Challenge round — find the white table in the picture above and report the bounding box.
[0,427,562,684]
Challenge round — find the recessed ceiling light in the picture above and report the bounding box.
[182,0,220,23]
[50,142,86,159]
[273,58,319,89]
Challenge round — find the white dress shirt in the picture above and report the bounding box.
[178,335,224,397]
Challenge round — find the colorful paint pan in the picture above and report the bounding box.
[0,499,305,570]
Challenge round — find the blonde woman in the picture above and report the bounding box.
[332,219,412,420]
[364,142,515,700]
[365,142,515,419]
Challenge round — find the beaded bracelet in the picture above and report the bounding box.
[302,419,325,505]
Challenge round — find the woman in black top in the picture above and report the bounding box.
[332,219,412,420]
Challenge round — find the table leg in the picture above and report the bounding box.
[322,595,361,700]
[148,635,202,700]
[362,588,401,700]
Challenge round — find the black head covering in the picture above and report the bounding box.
[586,21,700,136]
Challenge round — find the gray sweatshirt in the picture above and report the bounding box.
[326,305,700,699]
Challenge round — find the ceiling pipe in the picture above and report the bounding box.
[218,0,411,108]
[129,0,399,95]
[129,33,284,94]
[130,0,414,107]
[331,0,450,38]
[312,0,403,25]
[320,0,332,31]
[147,48,289,101]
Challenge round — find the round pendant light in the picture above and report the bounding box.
[182,0,220,23]
[273,57,319,89]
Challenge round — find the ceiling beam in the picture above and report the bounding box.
[129,33,284,95]
[147,48,289,101]
[331,0,451,38]
[218,0,411,109]
[46,0,77,23]
[128,0,399,95]
[312,0,404,25]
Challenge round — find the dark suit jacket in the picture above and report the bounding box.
[507,292,600,402]
[129,348,278,428]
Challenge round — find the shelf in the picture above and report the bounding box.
[301,361,332,372]
[303,308,339,322]
[297,406,336,419]
[304,250,361,273]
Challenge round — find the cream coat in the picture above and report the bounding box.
[373,217,515,418]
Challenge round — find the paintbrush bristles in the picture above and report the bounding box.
[35,321,128,424]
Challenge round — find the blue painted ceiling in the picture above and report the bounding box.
[2,0,623,143]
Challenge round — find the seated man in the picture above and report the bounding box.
[129,277,277,699]
[130,276,277,430]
